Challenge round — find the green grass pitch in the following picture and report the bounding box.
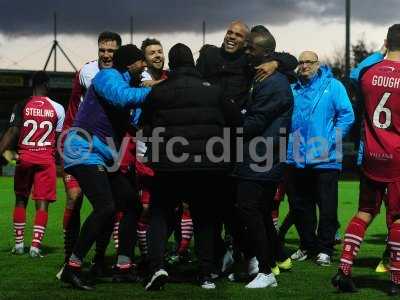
[0,177,393,299]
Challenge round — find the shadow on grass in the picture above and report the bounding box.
[352,257,381,269]
[0,247,14,254]
[283,238,299,244]
[168,268,198,284]
[353,275,390,293]
[40,245,59,254]
[369,234,388,238]
[364,236,388,246]
[0,245,59,255]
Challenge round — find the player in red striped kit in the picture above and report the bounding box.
[332,24,400,295]
[0,71,65,257]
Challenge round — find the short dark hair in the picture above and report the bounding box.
[168,43,194,70]
[251,25,271,35]
[387,24,400,51]
[252,32,276,54]
[141,38,162,52]
[31,71,49,88]
[98,31,122,47]
[199,44,217,55]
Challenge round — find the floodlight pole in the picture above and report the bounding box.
[345,0,351,81]
[202,21,206,46]
[44,12,77,72]
[130,16,134,44]
[54,13,57,71]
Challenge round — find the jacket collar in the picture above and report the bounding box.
[220,46,246,61]
[168,66,202,79]
[296,70,321,90]
[294,65,333,91]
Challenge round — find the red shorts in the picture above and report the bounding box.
[14,160,57,201]
[358,173,399,223]
[62,171,80,190]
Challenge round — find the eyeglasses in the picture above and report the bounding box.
[298,60,318,66]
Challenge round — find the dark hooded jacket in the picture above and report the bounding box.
[142,65,239,173]
[196,46,297,108]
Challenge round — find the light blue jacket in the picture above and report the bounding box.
[286,65,355,169]
[350,52,384,166]
[63,69,151,170]
[350,52,384,82]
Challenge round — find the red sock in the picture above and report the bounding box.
[178,210,193,254]
[31,210,48,249]
[389,223,400,284]
[113,212,123,250]
[13,207,26,247]
[137,218,149,256]
[339,217,367,275]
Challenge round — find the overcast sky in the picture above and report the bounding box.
[0,0,397,71]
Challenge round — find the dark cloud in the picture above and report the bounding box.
[1,0,399,36]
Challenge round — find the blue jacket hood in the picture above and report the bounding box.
[287,65,355,170]
[294,65,333,90]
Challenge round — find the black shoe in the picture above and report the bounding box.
[61,265,94,291]
[112,265,139,283]
[89,261,112,279]
[179,250,193,264]
[145,269,168,291]
[331,270,357,293]
[388,282,400,296]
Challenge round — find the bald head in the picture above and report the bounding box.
[299,51,319,62]
[223,21,250,54]
[298,51,320,79]
[251,32,276,53]
[229,21,250,34]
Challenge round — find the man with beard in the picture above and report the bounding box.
[141,38,169,86]
[196,20,297,274]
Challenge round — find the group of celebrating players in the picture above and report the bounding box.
[1,19,400,296]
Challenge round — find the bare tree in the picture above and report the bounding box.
[323,46,346,80]
[323,36,375,80]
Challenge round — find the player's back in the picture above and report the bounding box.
[18,96,65,162]
[361,59,400,182]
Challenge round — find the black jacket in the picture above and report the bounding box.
[142,66,238,173]
[233,71,294,182]
[196,46,297,108]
